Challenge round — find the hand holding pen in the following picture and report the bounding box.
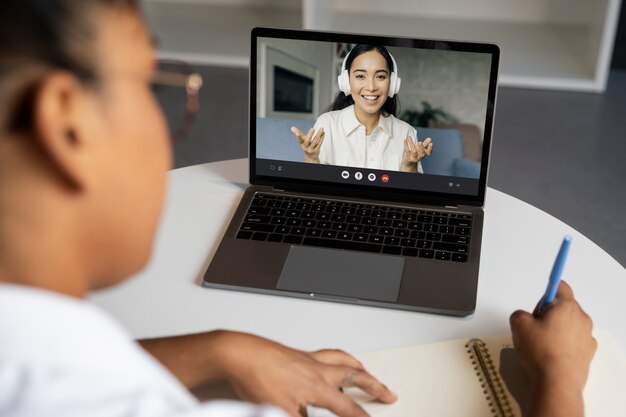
[509,236,597,417]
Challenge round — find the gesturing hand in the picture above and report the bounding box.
[218,332,397,417]
[291,126,325,164]
[401,136,433,172]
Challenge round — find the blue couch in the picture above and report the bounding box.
[256,117,480,179]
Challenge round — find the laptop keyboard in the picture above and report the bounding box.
[236,193,472,262]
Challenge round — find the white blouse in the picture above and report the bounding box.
[0,284,287,417]
[316,105,424,173]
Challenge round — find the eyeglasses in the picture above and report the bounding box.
[151,60,203,142]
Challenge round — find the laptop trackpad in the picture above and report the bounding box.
[277,246,405,302]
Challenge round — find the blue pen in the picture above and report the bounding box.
[536,235,572,316]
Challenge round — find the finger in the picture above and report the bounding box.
[423,137,432,146]
[309,132,324,152]
[305,128,315,142]
[403,137,410,154]
[555,281,575,301]
[314,129,324,145]
[310,349,365,371]
[291,127,306,144]
[406,137,419,156]
[425,142,433,156]
[313,385,369,417]
[509,309,534,333]
[326,366,397,404]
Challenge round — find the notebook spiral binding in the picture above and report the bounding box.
[466,339,515,417]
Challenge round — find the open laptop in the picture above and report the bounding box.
[202,27,499,316]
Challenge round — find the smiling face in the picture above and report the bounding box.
[348,50,391,117]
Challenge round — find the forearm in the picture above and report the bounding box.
[138,330,231,389]
[527,375,585,417]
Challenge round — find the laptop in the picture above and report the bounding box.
[202,27,499,316]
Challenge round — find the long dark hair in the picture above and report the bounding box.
[329,44,399,117]
[0,0,139,133]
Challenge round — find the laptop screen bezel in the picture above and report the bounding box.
[249,27,499,207]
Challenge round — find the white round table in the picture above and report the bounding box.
[91,159,626,353]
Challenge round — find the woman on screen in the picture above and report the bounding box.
[291,44,433,173]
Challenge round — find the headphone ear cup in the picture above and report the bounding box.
[388,73,401,98]
[337,69,351,96]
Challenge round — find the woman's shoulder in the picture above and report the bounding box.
[386,114,416,135]
[315,108,345,126]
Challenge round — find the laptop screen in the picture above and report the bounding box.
[250,28,499,206]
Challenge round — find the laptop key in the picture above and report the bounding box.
[416,240,432,249]
[393,229,410,238]
[267,234,283,242]
[423,224,438,232]
[240,223,274,233]
[384,237,400,245]
[401,238,416,248]
[419,249,435,258]
[449,218,472,227]
[322,230,337,239]
[455,227,470,236]
[291,227,305,235]
[275,226,290,234]
[353,233,368,242]
[245,215,271,223]
[303,237,382,253]
[403,247,418,257]
[283,235,303,244]
[369,235,384,244]
[441,234,469,244]
[305,228,322,237]
[236,231,253,239]
[452,253,468,262]
[435,251,452,261]
[382,246,402,255]
[338,232,353,240]
[251,232,268,241]
[411,231,426,240]
[426,232,442,241]
[248,206,270,215]
[433,242,469,254]
[363,226,378,234]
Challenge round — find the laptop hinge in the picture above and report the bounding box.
[445,205,458,209]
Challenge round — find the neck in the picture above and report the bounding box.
[0,140,89,298]
[353,105,380,135]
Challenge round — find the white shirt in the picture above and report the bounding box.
[0,284,287,417]
[316,105,423,173]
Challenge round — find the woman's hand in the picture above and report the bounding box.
[401,136,432,172]
[509,281,596,417]
[218,331,397,417]
[291,126,325,164]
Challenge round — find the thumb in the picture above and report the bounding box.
[509,309,534,333]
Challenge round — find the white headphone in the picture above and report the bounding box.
[337,46,401,98]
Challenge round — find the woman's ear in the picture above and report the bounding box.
[32,72,94,191]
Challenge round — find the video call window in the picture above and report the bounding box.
[256,37,493,181]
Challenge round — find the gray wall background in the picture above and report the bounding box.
[390,47,492,138]
[257,38,334,119]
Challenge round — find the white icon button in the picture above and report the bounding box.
[354,172,363,180]
[367,173,376,182]
[341,170,350,179]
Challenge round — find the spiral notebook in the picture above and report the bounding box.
[310,330,626,417]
